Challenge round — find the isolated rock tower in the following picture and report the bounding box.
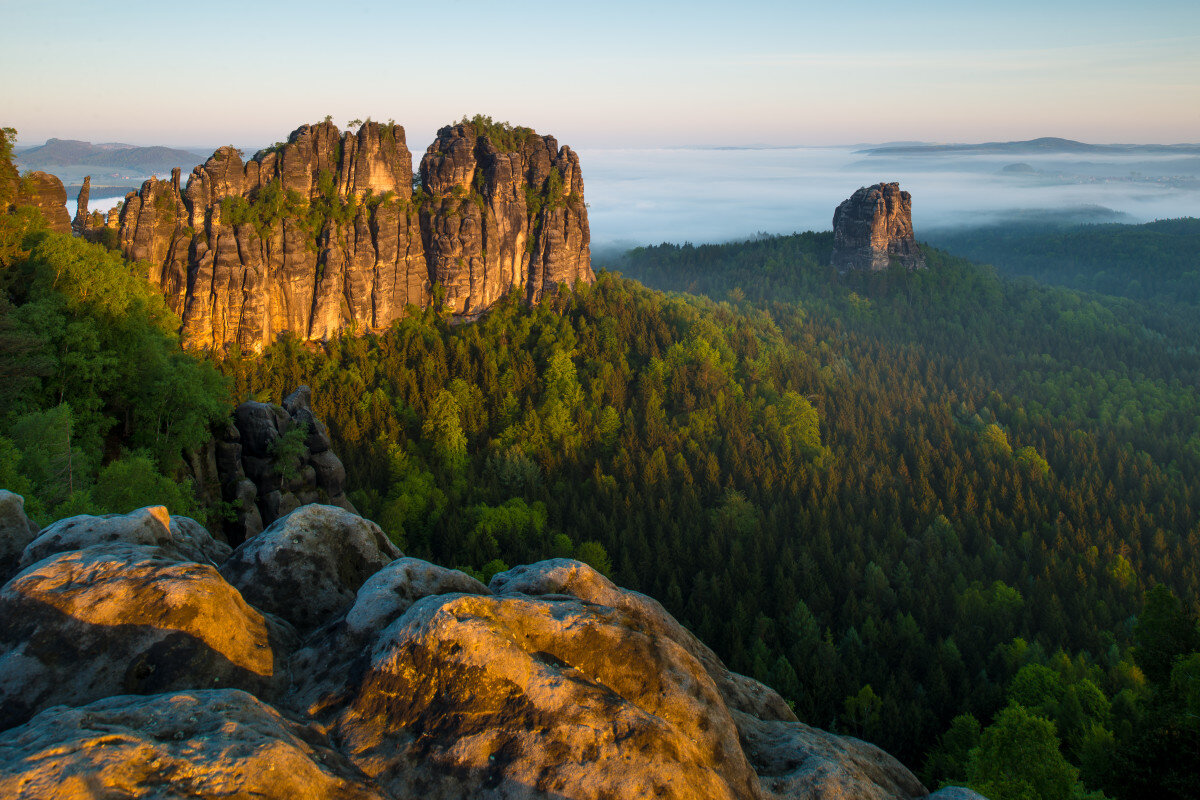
[831,182,925,271]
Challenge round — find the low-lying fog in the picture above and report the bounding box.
[578,146,1200,252]
[64,145,1200,250]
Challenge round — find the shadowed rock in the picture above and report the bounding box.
[831,183,925,272]
[0,491,39,583]
[219,504,401,633]
[0,544,296,729]
[0,689,388,799]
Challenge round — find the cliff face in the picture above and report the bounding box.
[831,182,925,271]
[114,119,593,352]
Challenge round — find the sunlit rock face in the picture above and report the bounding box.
[11,171,71,234]
[113,119,594,352]
[831,182,926,271]
[0,496,935,800]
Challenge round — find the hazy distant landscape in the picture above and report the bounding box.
[582,139,1200,249]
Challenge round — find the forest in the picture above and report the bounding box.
[2,125,1198,799]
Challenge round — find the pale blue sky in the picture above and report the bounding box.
[2,0,1197,148]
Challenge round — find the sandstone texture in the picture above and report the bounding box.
[114,119,593,352]
[0,494,938,800]
[831,183,925,272]
[19,505,229,569]
[12,171,71,235]
[0,690,387,799]
[0,543,295,729]
[218,504,401,633]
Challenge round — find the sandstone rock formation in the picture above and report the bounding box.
[831,183,925,271]
[114,119,594,352]
[19,504,230,569]
[0,690,388,799]
[0,495,939,800]
[11,171,70,235]
[71,175,90,235]
[211,385,355,544]
[218,504,401,633]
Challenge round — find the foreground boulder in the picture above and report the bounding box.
[831,182,925,272]
[18,505,230,569]
[0,544,295,728]
[328,591,764,800]
[0,689,386,799]
[219,504,401,633]
[0,504,937,800]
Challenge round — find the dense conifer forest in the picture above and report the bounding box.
[2,128,1197,798]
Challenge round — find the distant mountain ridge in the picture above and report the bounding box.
[861,136,1200,156]
[16,138,207,173]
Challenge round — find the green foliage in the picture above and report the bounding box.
[574,540,611,576]
[1133,585,1200,685]
[967,704,1080,800]
[90,451,197,516]
[269,421,308,483]
[0,139,230,522]
[457,114,537,153]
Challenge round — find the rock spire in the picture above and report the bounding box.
[113,118,594,352]
[831,182,925,271]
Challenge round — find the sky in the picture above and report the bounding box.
[3,0,1199,150]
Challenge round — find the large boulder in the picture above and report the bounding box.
[13,171,70,235]
[326,591,765,800]
[0,689,388,799]
[0,491,38,582]
[219,504,401,633]
[18,505,230,570]
[491,559,797,722]
[289,558,490,714]
[0,544,296,729]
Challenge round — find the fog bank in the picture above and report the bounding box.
[578,146,1200,248]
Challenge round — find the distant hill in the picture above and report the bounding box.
[861,136,1200,157]
[15,138,207,174]
[925,217,1200,304]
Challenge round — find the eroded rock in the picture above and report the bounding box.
[0,544,295,729]
[491,559,797,722]
[329,592,765,800]
[13,172,70,235]
[219,504,401,633]
[831,183,925,272]
[18,505,230,570]
[0,689,387,799]
[114,119,593,352]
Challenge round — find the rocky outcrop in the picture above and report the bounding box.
[0,543,296,729]
[71,175,90,234]
[831,183,925,271]
[115,118,593,351]
[0,496,936,800]
[18,504,229,569]
[0,690,388,799]
[212,385,355,544]
[12,171,70,235]
[219,504,401,633]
